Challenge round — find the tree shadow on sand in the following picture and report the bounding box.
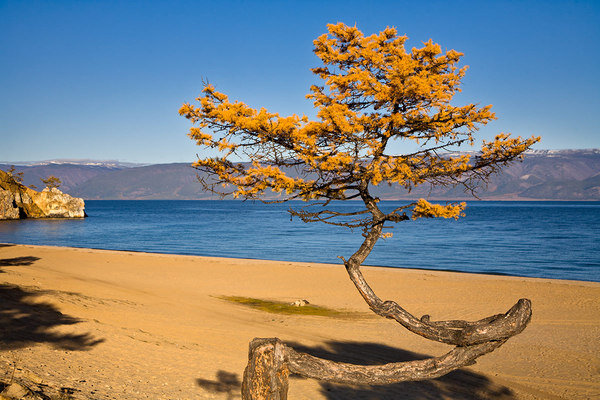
[0,256,40,268]
[0,256,103,351]
[196,341,514,399]
[287,341,515,400]
[197,370,241,400]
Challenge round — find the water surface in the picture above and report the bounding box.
[0,200,598,282]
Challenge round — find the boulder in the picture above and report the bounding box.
[0,169,85,219]
[31,187,86,218]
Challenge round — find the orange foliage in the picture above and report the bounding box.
[180,23,539,225]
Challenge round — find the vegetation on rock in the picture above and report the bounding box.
[0,169,85,220]
[40,176,61,190]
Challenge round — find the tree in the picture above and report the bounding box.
[7,166,24,184]
[180,23,539,399]
[41,175,61,190]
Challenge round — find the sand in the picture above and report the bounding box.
[0,243,598,399]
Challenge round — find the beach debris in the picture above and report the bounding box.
[290,299,309,307]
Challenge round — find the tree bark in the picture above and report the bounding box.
[241,194,532,398]
[241,336,509,400]
[242,338,290,400]
[343,218,532,346]
[286,339,506,384]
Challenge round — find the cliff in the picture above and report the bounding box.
[0,169,86,220]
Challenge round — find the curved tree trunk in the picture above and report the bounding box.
[343,223,532,346]
[242,337,509,399]
[241,197,532,399]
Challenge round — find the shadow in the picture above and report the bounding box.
[0,244,15,249]
[0,256,40,267]
[196,370,241,400]
[0,255,103,351]
[287,341,515,400]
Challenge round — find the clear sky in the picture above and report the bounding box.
[1,0,598,164]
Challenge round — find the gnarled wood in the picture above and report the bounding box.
[286,340,506,384]
[242,338,290,400]
[343,207,532,347]
[240,186,532,399]
[241,193,532,398]
[348,258,532,346]
[241,337,507,397]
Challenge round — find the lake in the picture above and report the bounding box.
[0,200,598,282]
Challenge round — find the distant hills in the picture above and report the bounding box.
[2,149,599,200]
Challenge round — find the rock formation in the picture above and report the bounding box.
[0,169,85,220]
[0,188,21,219]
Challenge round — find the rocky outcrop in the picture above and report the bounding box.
[32,187,86,218]
[0,169,85,220]
[0,189,21,219]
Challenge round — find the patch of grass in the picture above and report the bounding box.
[218,296,364,319]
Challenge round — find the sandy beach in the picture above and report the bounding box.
[0,243,598,399]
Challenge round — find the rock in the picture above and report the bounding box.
[32,188,86,218]
[291,299,310,307]
[0,189,20,220]
[0,169,85,220]
[1,382,30,398]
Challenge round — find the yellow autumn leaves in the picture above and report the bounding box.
[412,199,466,220]
[180,23,540,221]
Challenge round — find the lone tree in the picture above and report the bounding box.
[181,23,539,399]
[7,166,24,183]
[41,175,61,190]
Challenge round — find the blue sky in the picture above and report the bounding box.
[1,0,598,164]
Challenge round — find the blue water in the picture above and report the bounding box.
[0,200,598,282]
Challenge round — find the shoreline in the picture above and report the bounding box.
[1,243,599,399]
[2,242,598,285]
[79,198,600,202]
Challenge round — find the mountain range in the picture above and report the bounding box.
[2,149,599,200]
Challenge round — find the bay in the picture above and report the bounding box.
[0,200,598,282]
